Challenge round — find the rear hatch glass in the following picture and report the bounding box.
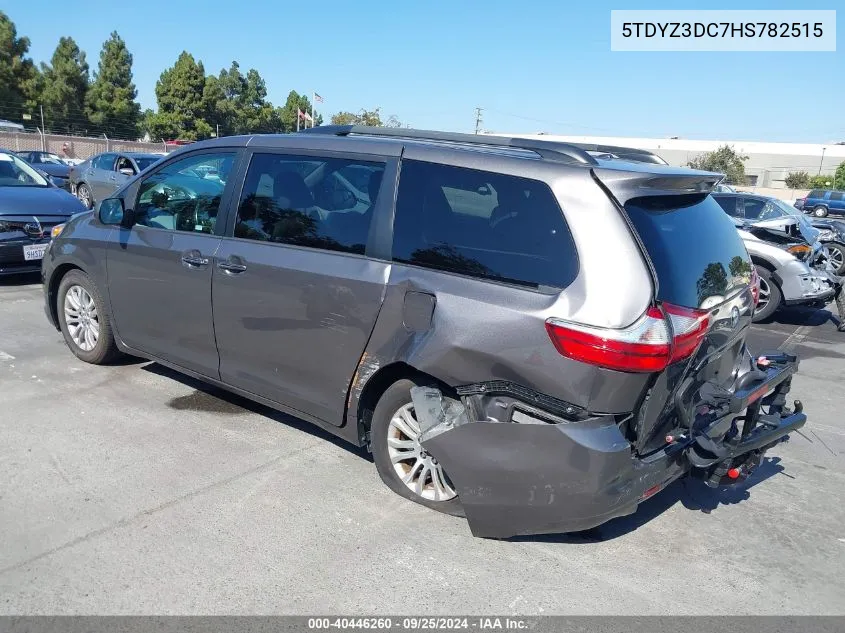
[623,193,754,452]
[624,194,752,309]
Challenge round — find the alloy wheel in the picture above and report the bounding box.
[828,247,844,272]
[757,276,771,313]
[64,285,99,352]
[386,403,457,502]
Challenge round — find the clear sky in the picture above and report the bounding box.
[7,0,843,142]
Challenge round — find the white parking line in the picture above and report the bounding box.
[779,325,813,353]
[0,351,15,361]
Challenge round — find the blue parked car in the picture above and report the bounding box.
[794,189,845,218]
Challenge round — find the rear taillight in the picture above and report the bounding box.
[545,303,710,373]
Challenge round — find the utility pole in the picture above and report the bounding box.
[474,107,483,135]
[39,104,45,149]
[819,147,826,175]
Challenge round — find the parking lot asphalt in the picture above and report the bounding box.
[1,273,843,615]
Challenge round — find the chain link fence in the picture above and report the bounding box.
[0,130,178,161]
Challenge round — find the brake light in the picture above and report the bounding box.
[545,303,710,373]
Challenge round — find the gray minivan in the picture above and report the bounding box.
[42,127,807,538]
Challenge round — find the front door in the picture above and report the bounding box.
[212,150,393,424]
[106,149,240,377]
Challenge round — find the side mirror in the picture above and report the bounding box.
[119,167,135,177]
[98,198,129,226]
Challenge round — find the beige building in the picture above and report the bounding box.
[494,133,845,190]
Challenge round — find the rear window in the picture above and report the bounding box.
[625,194,752,309]
[392,160,578,290]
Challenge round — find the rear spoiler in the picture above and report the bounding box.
[593,165,724,206]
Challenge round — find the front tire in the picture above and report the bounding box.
[826,242,845,275]
[752,267,782,323]
[371,379,463,516]
[77,183,93,209]
[813,206,829,218]
[57,270,121,364]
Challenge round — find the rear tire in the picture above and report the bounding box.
[57,270,121,364]
[813,206,829,218]
[752,267,782,323]
[370,378,464,516]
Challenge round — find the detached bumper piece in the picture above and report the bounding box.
[416,353,806,539]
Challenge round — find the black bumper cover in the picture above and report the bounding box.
[421,354,805,539]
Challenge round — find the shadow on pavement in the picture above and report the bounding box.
[514,456,789,544]
[141,362,371,459]
[0,272,41,286]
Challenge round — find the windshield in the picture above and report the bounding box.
[134,156,162,171]
[0,153,49,187]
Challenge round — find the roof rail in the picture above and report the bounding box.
[299,125,598,166]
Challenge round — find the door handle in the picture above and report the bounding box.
[217,258,247,274]
[181,251,210,268]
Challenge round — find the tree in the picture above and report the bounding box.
[205,62,280,135]
[809,174,835,190]
[835,161,845,191]
[0,11,40,124]
[687,145,748,185]
[278,90,321,132]
[151,51,211,140]
[784,171,811,189]
[330,107,402,128]
[85,32,141,139]
[41,37,89,134]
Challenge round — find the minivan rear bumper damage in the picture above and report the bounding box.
[415,354,805,539]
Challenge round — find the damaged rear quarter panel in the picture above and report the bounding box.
[347,265,650,429]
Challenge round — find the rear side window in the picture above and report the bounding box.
[234,153,385,255]
[808,190,825,199]
[712,195,737,216]
[625,195,752,309]
[392,160,577,290]
[93,153,116,170]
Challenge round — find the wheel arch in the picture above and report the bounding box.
[353,361,455,448]
[47,263,86,330]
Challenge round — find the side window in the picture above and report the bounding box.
[134,152,235,233]
[234,153,385,255]
[392,160,577,290]
[713,196,737,216]
[93,154,116,170]
[741,198,766,219]
[808,190,825,199]
[830,192,844,201]
[116,156,135,175]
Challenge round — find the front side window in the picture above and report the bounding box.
[134,152,235,233]
[830,192,844,201]
[742,198,782,221]
[116,156,136,175]
[392,160,577,290]
[233,153,385,255]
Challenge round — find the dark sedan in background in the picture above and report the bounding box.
[0,150,87,275]
[15,150,72,191]
[70,152,163,209]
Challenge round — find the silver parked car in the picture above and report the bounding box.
[70,152,163,209]
[733,217,835,320]
[42,127,807,538]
